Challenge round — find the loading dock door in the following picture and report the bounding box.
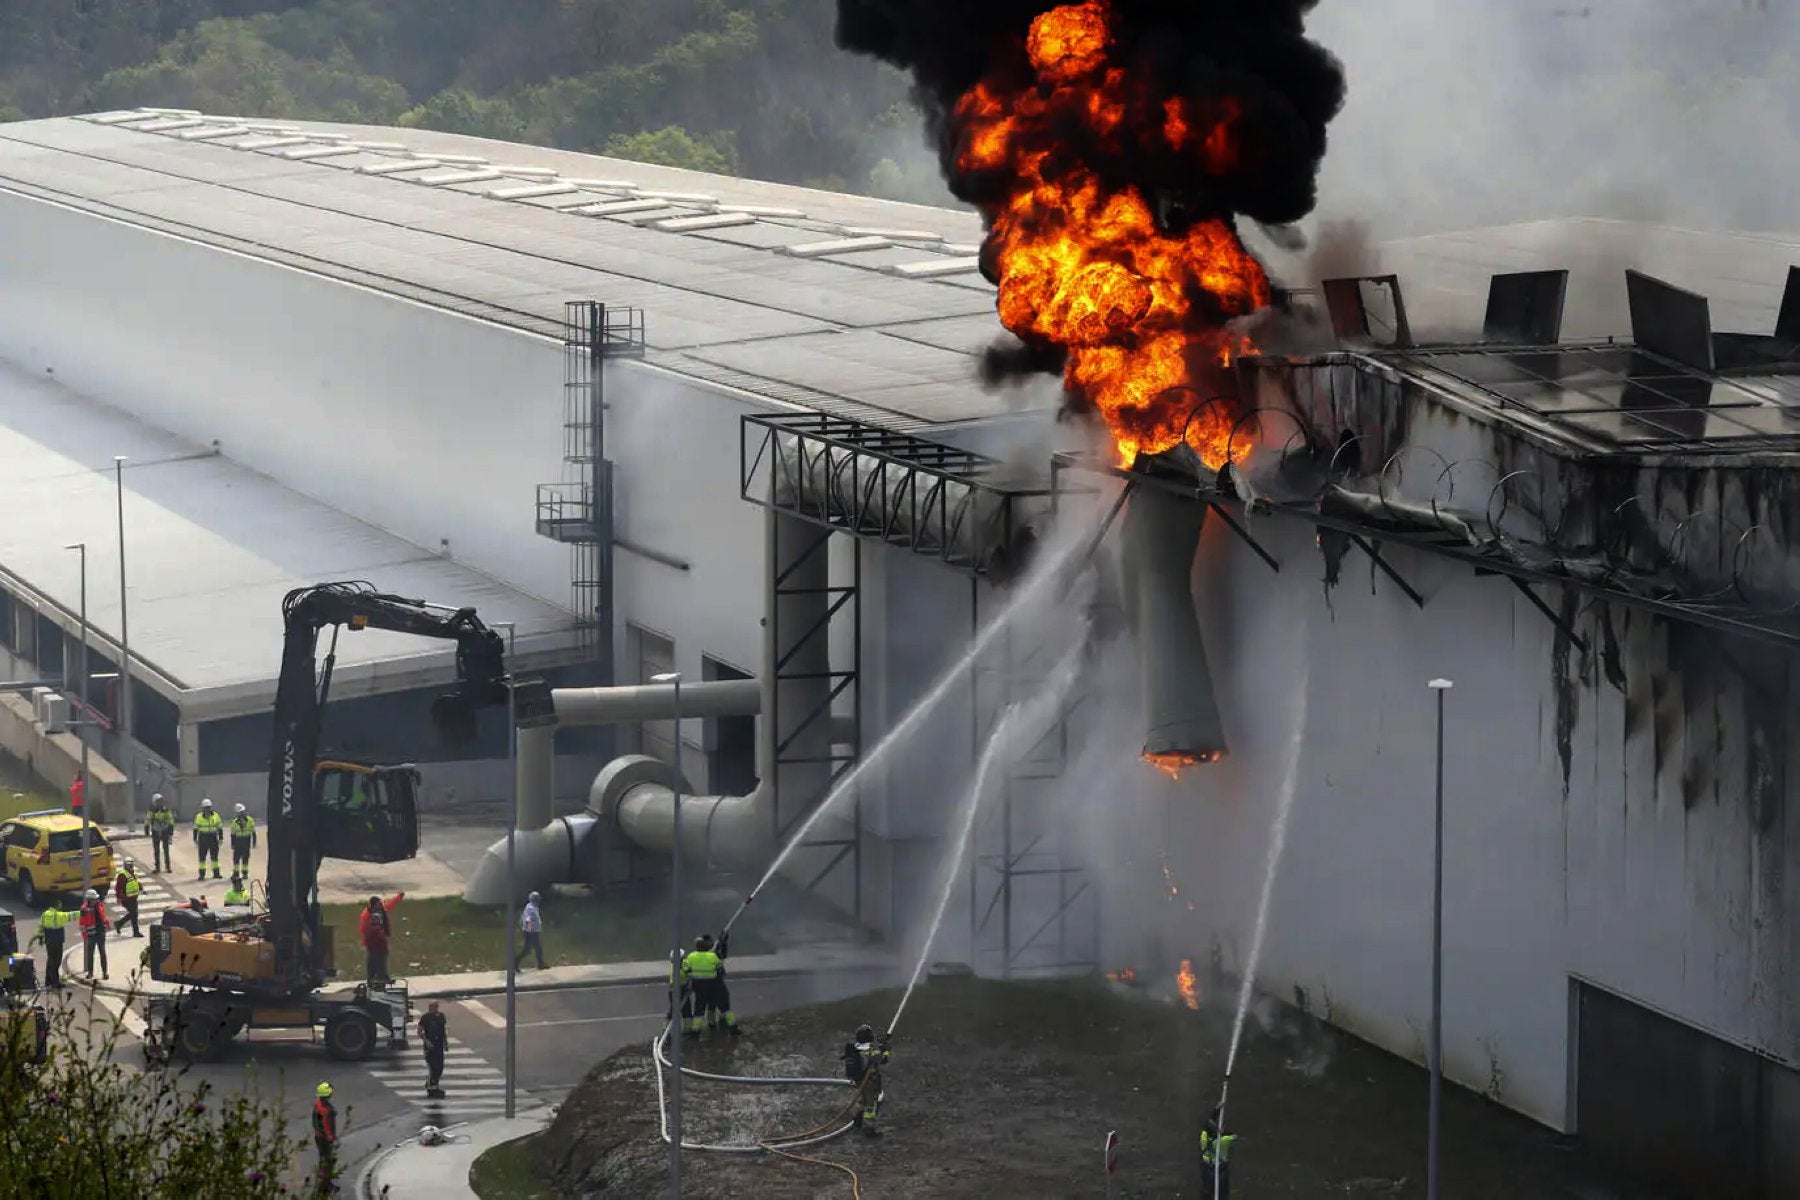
[1575,982,1763,1198]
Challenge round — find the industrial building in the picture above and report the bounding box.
[1,108,1796,1196]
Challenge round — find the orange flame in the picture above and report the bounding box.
[956,0,1270,469]
[1177,958,1201,1009]
[1142,749,1223,779]
[1106,966,1139,983]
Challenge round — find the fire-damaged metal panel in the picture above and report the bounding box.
[1322,275,1412,347]
[1626,269,1715,373]
[1483,270,1568,345]
[1777,265,1800,344]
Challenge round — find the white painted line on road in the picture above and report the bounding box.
[93,992,148,1041]
[460,998,507,1029]
[520,1012,665,1028]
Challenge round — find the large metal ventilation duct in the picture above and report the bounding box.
[603,509,852,878]
[770,431,1010,571]
[1119,488,1227,763]
[462,510,853,905]
[462,679,764,904]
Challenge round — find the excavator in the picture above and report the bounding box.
[144,582,511,1061]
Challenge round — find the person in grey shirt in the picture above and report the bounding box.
[515,891,546,970]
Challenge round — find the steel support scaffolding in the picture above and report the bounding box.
[967,578,1099,979]
[740,412,1052,932]
[766,521,863,921]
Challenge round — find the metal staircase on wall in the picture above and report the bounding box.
[535,301,646,678]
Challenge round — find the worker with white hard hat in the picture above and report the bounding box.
[229,802,258,876]
[78,887,110,980]
[144,792,175,872]
[192,798,224,882]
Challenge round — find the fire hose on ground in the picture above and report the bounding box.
[650,1021,875,1198]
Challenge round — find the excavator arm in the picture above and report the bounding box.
[267,582,508,990]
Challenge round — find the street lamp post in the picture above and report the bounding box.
[66,543,92,900]
[1426,677,1453,1200]
[114,456,133,818]
[651,670,684,1197]
[498,621,519,1121]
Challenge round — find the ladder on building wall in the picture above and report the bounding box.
[534,301,646,674]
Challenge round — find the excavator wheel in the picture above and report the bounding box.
[325,1009,377,1061]
[172,1000,227,1060]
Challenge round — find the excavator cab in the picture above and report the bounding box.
[314,761,421,863]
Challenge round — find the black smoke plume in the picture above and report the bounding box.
[835,0,1347,228]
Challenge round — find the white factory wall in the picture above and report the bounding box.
[0,190,569,609]
[603,364,768,713]
[186,755,600,823]
[1102,508,1794,1133]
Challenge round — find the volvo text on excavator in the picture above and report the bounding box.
[144,582,509,1062]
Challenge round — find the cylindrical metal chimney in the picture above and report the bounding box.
[1119,487,1227,765]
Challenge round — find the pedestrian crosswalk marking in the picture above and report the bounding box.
[363,1037,544,1121]
[460,998,507,1029]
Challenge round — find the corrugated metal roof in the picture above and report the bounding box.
[0,112,1051,431]
[0,358,580,717]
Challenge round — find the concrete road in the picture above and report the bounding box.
[55,966,880,1189]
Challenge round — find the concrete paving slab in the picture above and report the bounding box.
[107,819,471,904]
[363,1112,550,1199]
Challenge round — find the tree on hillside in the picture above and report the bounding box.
[603,125,738,175]
[87,19,407,123]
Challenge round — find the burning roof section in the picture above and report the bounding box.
[1060,263,1800,650]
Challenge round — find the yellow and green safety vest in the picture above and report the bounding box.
[223,886,249,906]
[1200,1130,1236,1165]
[231,815,256,839]
[39,908,76,931]
[682,950,723,980]
[147,808,175,833]
[122,873,141,899]
[193,811,223,836]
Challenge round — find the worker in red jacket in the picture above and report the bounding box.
[78,889,110,980]
[358,892,404,988]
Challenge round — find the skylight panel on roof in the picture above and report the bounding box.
[844,227,946,243]
[785,236,891,258]
[416,168,505,185]
[489,182,579,200]
[282,144,361,160]
[425,154,489,165]
[140,108,202,117]
[351,141,407,151]
[574,199,671,217]
[636,190,719,204]
[717,204,809,218]
[612,208,687,225]
[491,166,558,178]
[138,118,208,132]
[90,111,161,125]
[888,257,982,279]
[358,158,443,175]
[562,179,640,191]
[178,125,252,141]
[234,136,313,151]
[657,213,757,232]
[537,192,612,209]
[945,243,983,256]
